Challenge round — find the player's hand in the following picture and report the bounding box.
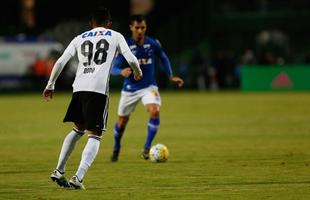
[121,68,132,78]
[170,76,184,87]
[43,89,54,101]
[134,74,142,81]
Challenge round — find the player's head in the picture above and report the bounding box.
[129,15,147,42]
[90,6,112,28]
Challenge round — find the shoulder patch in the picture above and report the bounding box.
[129,45,136,50]
[143,44,151,48]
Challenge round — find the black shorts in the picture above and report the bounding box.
[63,91,109,133]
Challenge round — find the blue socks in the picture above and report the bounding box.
[144,117,160,149]
[113,117,160,151]
[113,123,125,151]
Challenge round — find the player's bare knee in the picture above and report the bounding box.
[148,108,160,118]
[150,111,159,118]
[118,116,129,128]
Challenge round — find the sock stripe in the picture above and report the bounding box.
[88,135,101,141]
[73,128,85,135]
[147,123,159,129]
[56,169,64,174]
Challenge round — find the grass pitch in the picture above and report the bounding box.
[0,91,310,199]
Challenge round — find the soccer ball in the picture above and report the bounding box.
[149,144,169,163]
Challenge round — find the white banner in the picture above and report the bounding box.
[0,42,62,75]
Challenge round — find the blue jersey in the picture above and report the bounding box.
[112,36,173,92]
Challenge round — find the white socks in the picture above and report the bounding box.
[55,129,101,182]
[76,136,101,181]
[56,129,84,173]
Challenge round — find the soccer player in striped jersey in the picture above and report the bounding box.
[43,7,142,189]
[110,15,184,162]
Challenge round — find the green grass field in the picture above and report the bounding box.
[1,91,310,199]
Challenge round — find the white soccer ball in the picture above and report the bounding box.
[149,143,169,163]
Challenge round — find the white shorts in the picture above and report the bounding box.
[117,85,161,116]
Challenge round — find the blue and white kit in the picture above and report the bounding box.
[112,36,173,116]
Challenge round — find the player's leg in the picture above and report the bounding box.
[111,91,140,162]
[51,93,85,188]
[70,130,101,190]
[70,92,108,189]
[55,124,85,173]
[51,124,85,187]
[111,115,129,162]
[141,87,161,159]
[142,104,160,159]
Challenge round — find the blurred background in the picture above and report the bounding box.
[1,0,310,92]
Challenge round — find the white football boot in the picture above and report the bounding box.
[69,175,86,190]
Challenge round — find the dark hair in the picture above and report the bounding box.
[90,6,111,25]
[130,14,146,24]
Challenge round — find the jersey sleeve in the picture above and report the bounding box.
[153,39,173,77]
[63,37,77,57]
[45,38,77,90]
[116,33,131,55]
[116,33,142,77]
[111,53,126,75]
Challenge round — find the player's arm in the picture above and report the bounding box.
[43,38,76,101]
[122,51,142,80]
[116,33,142,80]
[111,55,132,78]
[155,40,184,87]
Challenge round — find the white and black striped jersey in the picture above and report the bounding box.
[46,27,142,95]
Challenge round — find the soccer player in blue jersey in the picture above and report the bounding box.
[110,15,184,162]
